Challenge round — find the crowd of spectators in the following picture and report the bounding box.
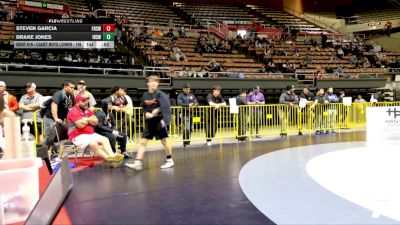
[195,34,231,54]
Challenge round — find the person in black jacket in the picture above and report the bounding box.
[125,75,173,171]
[95,99,129,158]
[177,83,198,149]
[236,89,247,142]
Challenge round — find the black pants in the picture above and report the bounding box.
[250,113,261,135]
[206,110,219,142]
[112,111,131,137]
[182,115,192,145]
[237,111,247,140]
[99,131,127,153]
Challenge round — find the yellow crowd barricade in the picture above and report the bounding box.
[31,102,400,150]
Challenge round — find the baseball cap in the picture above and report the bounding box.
[26,82,36,88]
[0,81,5,86]
[183,83,191,88]
[74,94,89,103]
[253,85,260,90]
[78,80,86,85]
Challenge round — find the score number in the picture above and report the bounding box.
[102,24,115,41]
[102,24,115,32]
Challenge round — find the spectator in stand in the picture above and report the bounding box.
[259,65,267,73]
[304,54,313,64]
[177,50,187,61]
[207,59,221,72]
[187,67,196,77]
[67,94,124,167]
[324,87,339,134]
[43,80,75,157]
[116,17,123,41]
[321,33,328,48]
[337,48,344,59]
[18,82,42,136]
[334,67,344,77]
[177,83,198,149]
[354,95,366,103]
[293,45,300,57]
[279,85,298,137]
[179,25,186,38]
[0,81,18,112]
[75,80,96,110]
[152,29,163,38]
[264,48,273,59]
[179,68,188,77]
[165,29,174,38]
[205,85,226,146]
[236,89,247,142]
[95,99,129,158]
[311,88,329,135]
[384,21,392,37]
[247,86,265,138]
[197,67,207,78]
[349,55,357,65]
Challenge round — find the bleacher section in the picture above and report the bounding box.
[354,6,400,24]
[248,5,324,33]
[0,21,13,42]
[174,2,262,25]
[140,36,264,75]
[63,0,90,18]
[100,0,183,25]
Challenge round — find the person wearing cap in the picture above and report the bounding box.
[247,85,265,138]
[0,81,19,113]
[67,94,124,167]
[205,85,226,146]
[18,82,43,136]
[94,99,130,158]
[75,80,96,110]
[43,80,75,157]
[279,85,298,137]
[177,83,198,149]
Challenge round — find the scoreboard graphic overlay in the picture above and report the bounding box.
[14,18,115,49]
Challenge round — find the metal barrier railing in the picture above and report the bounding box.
[31,102,400,151]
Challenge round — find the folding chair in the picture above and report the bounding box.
[54,123,93,166]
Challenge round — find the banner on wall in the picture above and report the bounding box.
[366,107,400,141]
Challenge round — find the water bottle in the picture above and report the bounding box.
[20,119,35,158]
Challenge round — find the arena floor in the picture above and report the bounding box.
[62,130,382,224]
